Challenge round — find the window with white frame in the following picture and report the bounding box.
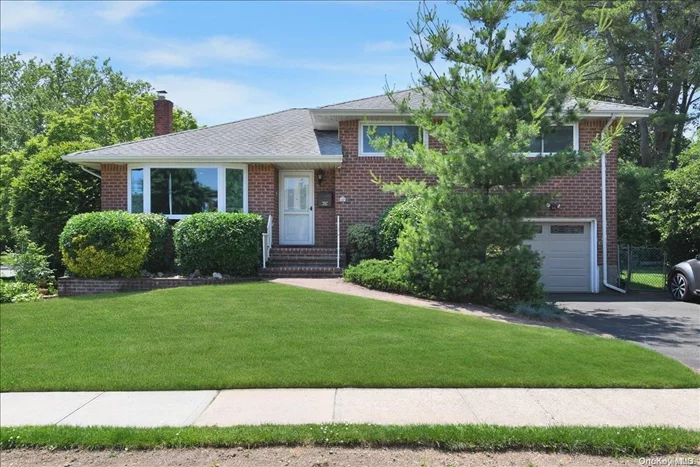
[360,124,422,156]
[128,165,247,219]
[528,124,578,156]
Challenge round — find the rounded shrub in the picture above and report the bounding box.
[343,259,408,294]
[346,223,377,266]
[59,211,150,278]
[135,213,173,273]
[376,198,419,259]
[173,212,264,276]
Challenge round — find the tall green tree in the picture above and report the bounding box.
[531,0,700,167]
[377,0,613,305]
[651,133,700,263]
[0,54,198,253]
[0,54,152,154]
[9,142,101,270]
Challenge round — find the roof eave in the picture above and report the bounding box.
[62,154,343,165]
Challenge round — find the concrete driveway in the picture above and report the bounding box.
[553,293,700,371]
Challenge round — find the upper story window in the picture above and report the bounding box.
[128,165,247,219]
[360,124,421,156]
[528,124,578,157]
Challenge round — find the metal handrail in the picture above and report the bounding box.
[336,215,340,269]
[262,215,273,268]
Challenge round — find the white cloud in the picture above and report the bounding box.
[0,1,66,32]
[96,1,158,23]
[134,36,270,68]
[146,75,289,125]
[363,40,408,53]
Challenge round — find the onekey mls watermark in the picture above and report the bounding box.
[638,458,697,466]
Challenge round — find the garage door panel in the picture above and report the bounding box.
[525,222,591,293]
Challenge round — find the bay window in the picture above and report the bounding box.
[529,124,578,156]
[128,165,247,219]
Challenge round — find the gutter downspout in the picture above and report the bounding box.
[80,166,101,179]
[601,114,626,293]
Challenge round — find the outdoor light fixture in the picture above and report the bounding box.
[317,170,324,183]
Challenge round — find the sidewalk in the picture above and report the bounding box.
[2,388,698,428]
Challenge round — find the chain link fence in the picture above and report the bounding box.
[617,245,668,291]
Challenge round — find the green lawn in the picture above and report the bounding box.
[3,425,698,456]
[1,282,697,391]
[621,270,667,291]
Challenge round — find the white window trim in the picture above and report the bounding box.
[527,122,579,157]
[127,163,248,220]
[358,122,429,157]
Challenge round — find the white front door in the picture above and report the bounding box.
[279,171,314,245]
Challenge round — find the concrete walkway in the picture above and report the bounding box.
[2,389,698,428]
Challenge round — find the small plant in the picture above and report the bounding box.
[3,227,54,286]
[0,281,43,304]
[513,302,564,321]
[59,211,150,278]
[346,224,378,266]
[344,259,409,293]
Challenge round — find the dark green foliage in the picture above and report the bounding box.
[617,161,662,246]
[9,142,101,271]
[343,259,409,294]
[135,214,173,273]
[652,139,700,264]
[59,211,150,278]
[173,212,264,276]
[376,199,419,259]
[3,228,54,285]
[375,1,608,306]
[346,224,378,265]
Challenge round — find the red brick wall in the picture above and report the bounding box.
[335,119,617,266]
[248,164,278,245]
[534,119,617,265]
[100,164,127,211]
[335,120,429,243]
[314,168,337,247]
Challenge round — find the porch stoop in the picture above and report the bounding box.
[259,247,344,278]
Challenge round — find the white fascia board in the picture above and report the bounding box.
[62,154,343,164]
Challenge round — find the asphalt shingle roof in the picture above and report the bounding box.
[320,89,427,111]
[64,90,654,163]
[65,109,342,161]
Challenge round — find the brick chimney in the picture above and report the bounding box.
[154,90,173,136]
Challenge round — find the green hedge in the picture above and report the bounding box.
[173,212,264,276]
[343,259,409,294]
[135,213,173,273]
[59,211,150,278]
[346,224,377,266]
[377,198,419,259]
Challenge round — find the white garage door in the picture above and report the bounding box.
[524,222,591,292]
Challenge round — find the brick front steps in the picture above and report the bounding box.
[260,247,344,278]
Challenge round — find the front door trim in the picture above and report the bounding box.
[279,170,315,246]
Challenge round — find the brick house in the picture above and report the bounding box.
[63,90,654,292]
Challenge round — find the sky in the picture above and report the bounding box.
[0,1,530,126]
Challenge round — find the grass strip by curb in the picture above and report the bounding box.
[1,425,698,456]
